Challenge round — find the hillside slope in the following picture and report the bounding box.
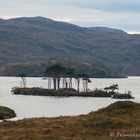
[0,17,140,76]
[0,101,139,140]
[0,58,120,78]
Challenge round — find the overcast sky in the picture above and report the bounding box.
[0,0,140,33]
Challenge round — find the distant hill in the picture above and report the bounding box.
[89,27,127,35]
[0,58,120,78]
[0,17,139,77]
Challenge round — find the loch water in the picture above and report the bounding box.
[0,76,139,120]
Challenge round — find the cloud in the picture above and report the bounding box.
[37,0,140,12]
[64,0,140,12]
[1,0,140,12]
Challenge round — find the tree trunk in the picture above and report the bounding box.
[86,80,88,92]
[22,77,26,88]
[57,78,60,90]
[48,78,51,89]
[77,79,80,92]
[69,78,72,89]
[53,78,57,90]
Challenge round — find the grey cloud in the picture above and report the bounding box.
[59,0,140,12]
[1,0,140,12]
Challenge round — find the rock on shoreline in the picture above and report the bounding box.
[0,106,16,120]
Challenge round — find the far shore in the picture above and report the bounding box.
[0,75,128,78]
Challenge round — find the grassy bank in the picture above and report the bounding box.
[0,101,139,140]
[12,87,112,97]
[0,106,16,120]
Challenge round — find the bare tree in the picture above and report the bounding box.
[18,74,26,88]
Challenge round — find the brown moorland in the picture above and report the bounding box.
[0,101,139,140]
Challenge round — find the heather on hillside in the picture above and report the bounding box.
[0,17,140,77]
[0,101,139,140]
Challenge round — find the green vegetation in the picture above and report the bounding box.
[0,106,16,120]
[0,101,139,140]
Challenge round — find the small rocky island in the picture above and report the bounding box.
[12,88,112,97]
[0,106,16,120]
[12,85,134,99]
[12,64,134,99]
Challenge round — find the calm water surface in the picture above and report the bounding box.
[0,76,139,120]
